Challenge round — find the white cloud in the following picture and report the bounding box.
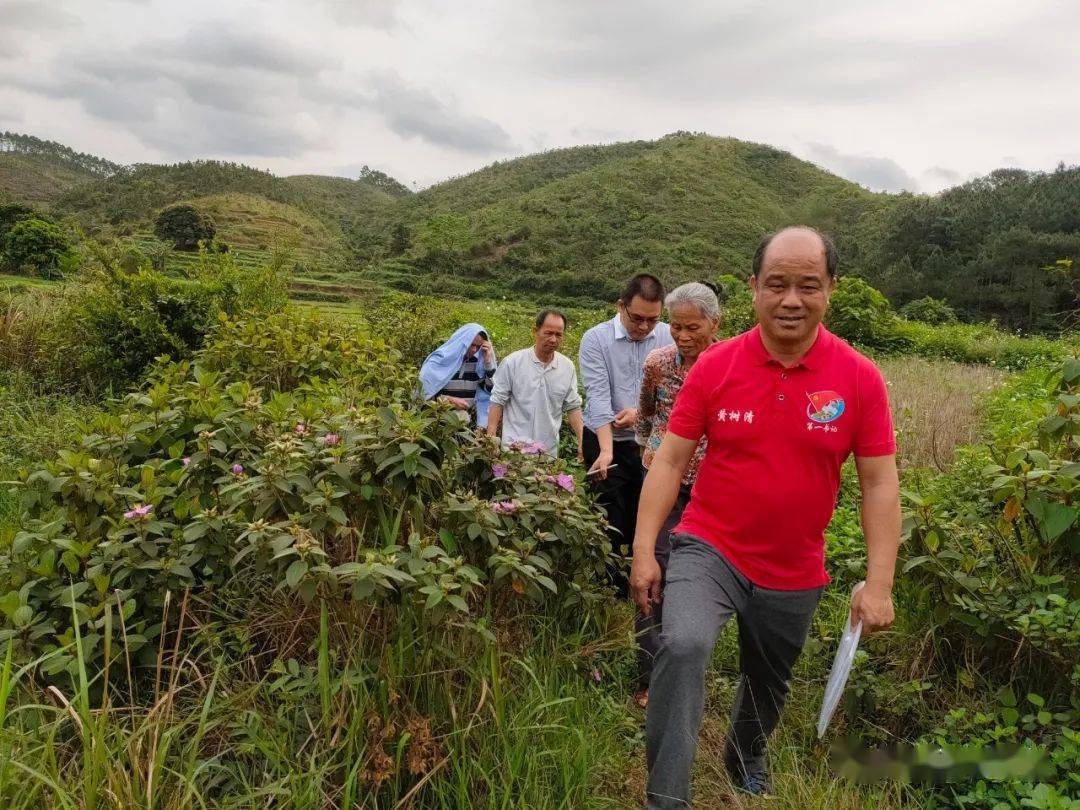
[0,0,1076,189]
[801,142,918,193]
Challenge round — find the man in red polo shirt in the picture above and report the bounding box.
[630,227,900,807]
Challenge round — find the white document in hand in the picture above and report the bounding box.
[816,580,865,739]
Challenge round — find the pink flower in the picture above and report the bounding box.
[556,473,575,493]
[232,464,244,475]
[124,504,152,521]
[492,463,508,479]
[181,457,191,466]
[321,433,340,446]
[591,668,602,683]
[491,500,518,515]
[295,423,307,435]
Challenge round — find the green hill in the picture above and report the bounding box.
[0,132,120,206]
[1,130,1075,331]
[349,133,895,301]
[67,162,409,273]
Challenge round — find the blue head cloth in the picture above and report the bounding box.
[418,322,496,427]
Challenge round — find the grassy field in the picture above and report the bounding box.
[0,277,1075,807]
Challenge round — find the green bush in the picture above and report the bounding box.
[825,276,906,351]
[901,359,1078,677]
[715,273,755,336]
[0,252,288,394]
[358,293,459,368]
[1,218,78,279]
[895,319,1073,369]
[900,296,958,325]
[153,204,215,251]
[1,310,611,679]
[0,202,37,244]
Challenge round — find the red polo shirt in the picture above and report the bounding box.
[668,325,895,590]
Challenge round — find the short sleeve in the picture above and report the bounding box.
[666,354,711,442]
[563,365,583,413]
[635,352,660,444]
[489,357,513,406]
[853,360,896,457]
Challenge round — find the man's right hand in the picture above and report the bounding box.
[630,553,662,616]
[441,396,471,410]
[588,449,614,480]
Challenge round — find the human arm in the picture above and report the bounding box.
[630,355,710,613]
[486,404,503,438]
[487,362,512,438]
[851,453,901,632]
[588,424,615,479]
[635,355,659,448]
[567,409,584,460]
[480,340,496,371]
[630,433,698,615]
[438,395,471,410]
[849,361,900,632]
[563,367,585,461]
[578,330,617,477]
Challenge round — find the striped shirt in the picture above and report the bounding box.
[438,356,495,401]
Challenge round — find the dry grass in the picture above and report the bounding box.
[879,357,1006,471]
[0,288,56,376]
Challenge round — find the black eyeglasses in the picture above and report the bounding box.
[625,312,660,327]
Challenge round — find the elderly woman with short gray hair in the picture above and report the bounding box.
[632,281,721,707]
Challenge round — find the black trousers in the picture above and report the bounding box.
[582,429,644,598]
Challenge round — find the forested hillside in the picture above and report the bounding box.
[0,132,119,206]
[0,130,1076,333]
[872,167,1080,331]
[352,133,893,302]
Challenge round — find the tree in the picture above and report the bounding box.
[154,204,215,251]
[389,222,410,255]
[415,213,471,260]
[1,218,77,278]
[0,202,37,244]
[899,296,958,325]
[825,277,899,350]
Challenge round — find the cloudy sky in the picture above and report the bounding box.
[2,0,1077,193]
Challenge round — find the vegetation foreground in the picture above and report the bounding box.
[0,253,1076,808]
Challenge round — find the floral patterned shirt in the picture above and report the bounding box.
[635,344,708,486]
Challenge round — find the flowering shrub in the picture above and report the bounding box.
[0,310,611,677]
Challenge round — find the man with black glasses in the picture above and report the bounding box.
[579,274,673,596]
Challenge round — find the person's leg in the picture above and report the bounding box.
[645,535,748,809]
[583,429,632,593]
[723,584,824,782]
[620,440,644,550]
[596,440,641,597]
[636,485,691,693]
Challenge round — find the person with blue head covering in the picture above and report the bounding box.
[419,323,498,427]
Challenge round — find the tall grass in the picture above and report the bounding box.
[878,357,1006,470]
[0,590,642,808]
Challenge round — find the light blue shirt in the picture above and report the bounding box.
[579,315,673,441]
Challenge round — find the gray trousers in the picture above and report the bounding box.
[636,484,692,690]
[644,534,823,809]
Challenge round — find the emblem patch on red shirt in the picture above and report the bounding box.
[806,390,845,424]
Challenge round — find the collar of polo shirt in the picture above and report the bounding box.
[747,324,830,371]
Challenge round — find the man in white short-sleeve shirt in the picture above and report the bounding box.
[487,309,584,458]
